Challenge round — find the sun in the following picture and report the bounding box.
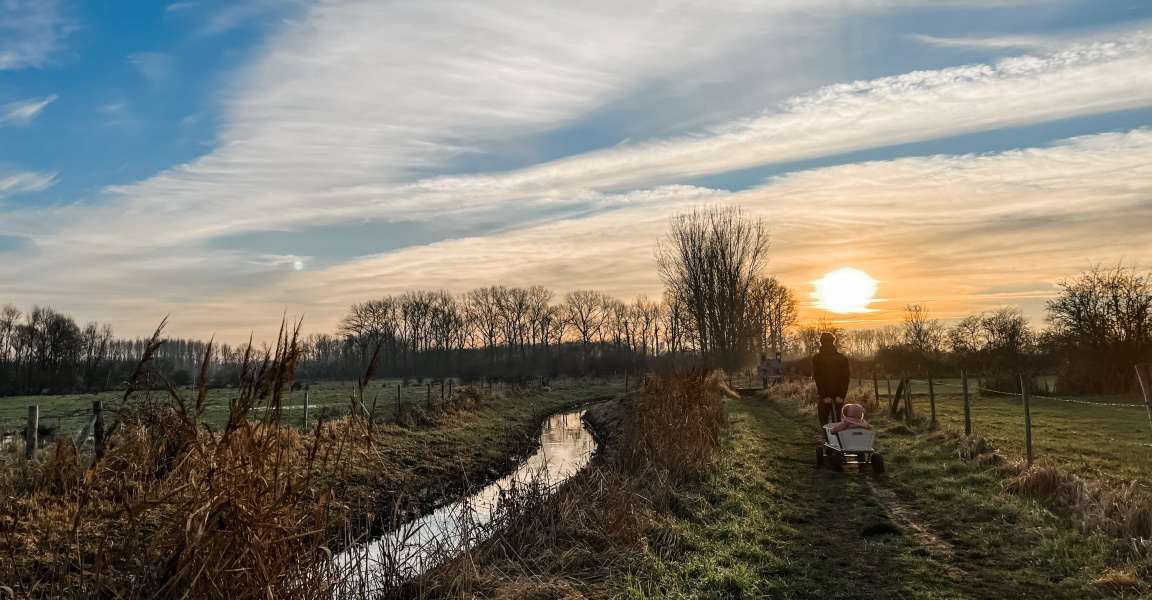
[812,268,878,313]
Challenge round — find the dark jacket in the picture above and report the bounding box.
[812,346,850,400]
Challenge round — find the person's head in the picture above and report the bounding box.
[843,403,865,420]
[819,332,836,348]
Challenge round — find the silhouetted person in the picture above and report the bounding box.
[758,353,769,388]
[812,332,850,426]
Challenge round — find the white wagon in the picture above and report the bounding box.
[816,424,885,475]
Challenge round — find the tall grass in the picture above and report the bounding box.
[409,367,730,599]
[0,320,360,598]
[0,319,512,599]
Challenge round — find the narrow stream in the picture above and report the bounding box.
[332,409,597,592]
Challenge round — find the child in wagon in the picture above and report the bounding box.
[829,403,872,434]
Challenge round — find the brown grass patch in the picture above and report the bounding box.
[411,367,729,599]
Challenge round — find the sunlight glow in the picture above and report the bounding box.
[813,268,878,313]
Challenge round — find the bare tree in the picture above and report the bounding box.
[564,290,608,362]
[80,322,114,391]
[901,303,945,357]
[1046,263,1152,393]
[749,276,798,355]
[656,205,770,369]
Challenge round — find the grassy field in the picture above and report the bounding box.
[864,378,1152,486]
[0,377,563,440]
[638,389,1130,599]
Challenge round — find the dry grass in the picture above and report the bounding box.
[1005,466,1152,557]
[411,367,730,600]
[0,321,520,599]
[0,321,354,598]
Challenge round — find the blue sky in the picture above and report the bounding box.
[2,0,1151,340]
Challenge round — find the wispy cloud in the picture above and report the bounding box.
[2,129,1148,339]
[128,53,175,88]
[15,27,1150,259]
[908,18,1152,52]
[0,0,70,70]
[0,170,57,200]
[0,95,57,126]
[908,33,1062,51]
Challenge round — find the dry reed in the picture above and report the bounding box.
[410,367,729,599]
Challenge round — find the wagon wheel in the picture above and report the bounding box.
[870,453,886,476]
[829,452,844,472]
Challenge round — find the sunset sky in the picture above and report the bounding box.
[2,0,1151,342]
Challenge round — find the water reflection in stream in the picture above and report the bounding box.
[333,409,596,592]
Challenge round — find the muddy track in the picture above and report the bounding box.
[864,481,967,580]
[753,396,961,569]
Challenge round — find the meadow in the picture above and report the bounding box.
[889,378,1150,486]
[0,377,521,442]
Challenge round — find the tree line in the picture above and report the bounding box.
[1,205,1147,396]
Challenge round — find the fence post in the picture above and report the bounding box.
[872,371,879,406]
[25,405,38,460]
[396,383,402,416]
[962,369,972,436]
[448,380,453,397]
[93,400,106,459]
[426,383,432,409]
[886,375,892,405]
[440,379,445,400]
[904,372,914,423]
[1134,364,1152,434]
[889,377,905,417]
[1020,372,1033,466]
[927,370,937,428]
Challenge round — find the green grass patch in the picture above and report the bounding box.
[0,378,596,440]
[887,378,1152,486]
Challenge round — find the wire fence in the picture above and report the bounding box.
[866,369,1152,487]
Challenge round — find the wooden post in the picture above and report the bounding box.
[889,377,905,417]
[426,383,432,408]
[303,391,309,429]
[886,375,892,405]
[396,383,402,416]
[962,369,972,436]
[904,372,914,423]
[872,371,880,406]
[448,380,453,397]
[1136,364,1152,433]
[440,379,445,400]
[93,400,105,459]
[927,370,937,427]
[25,405,38,460]
[1021,372,1033,466]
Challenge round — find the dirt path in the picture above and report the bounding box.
[705,395,1091,600]
[716,396,968,599]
